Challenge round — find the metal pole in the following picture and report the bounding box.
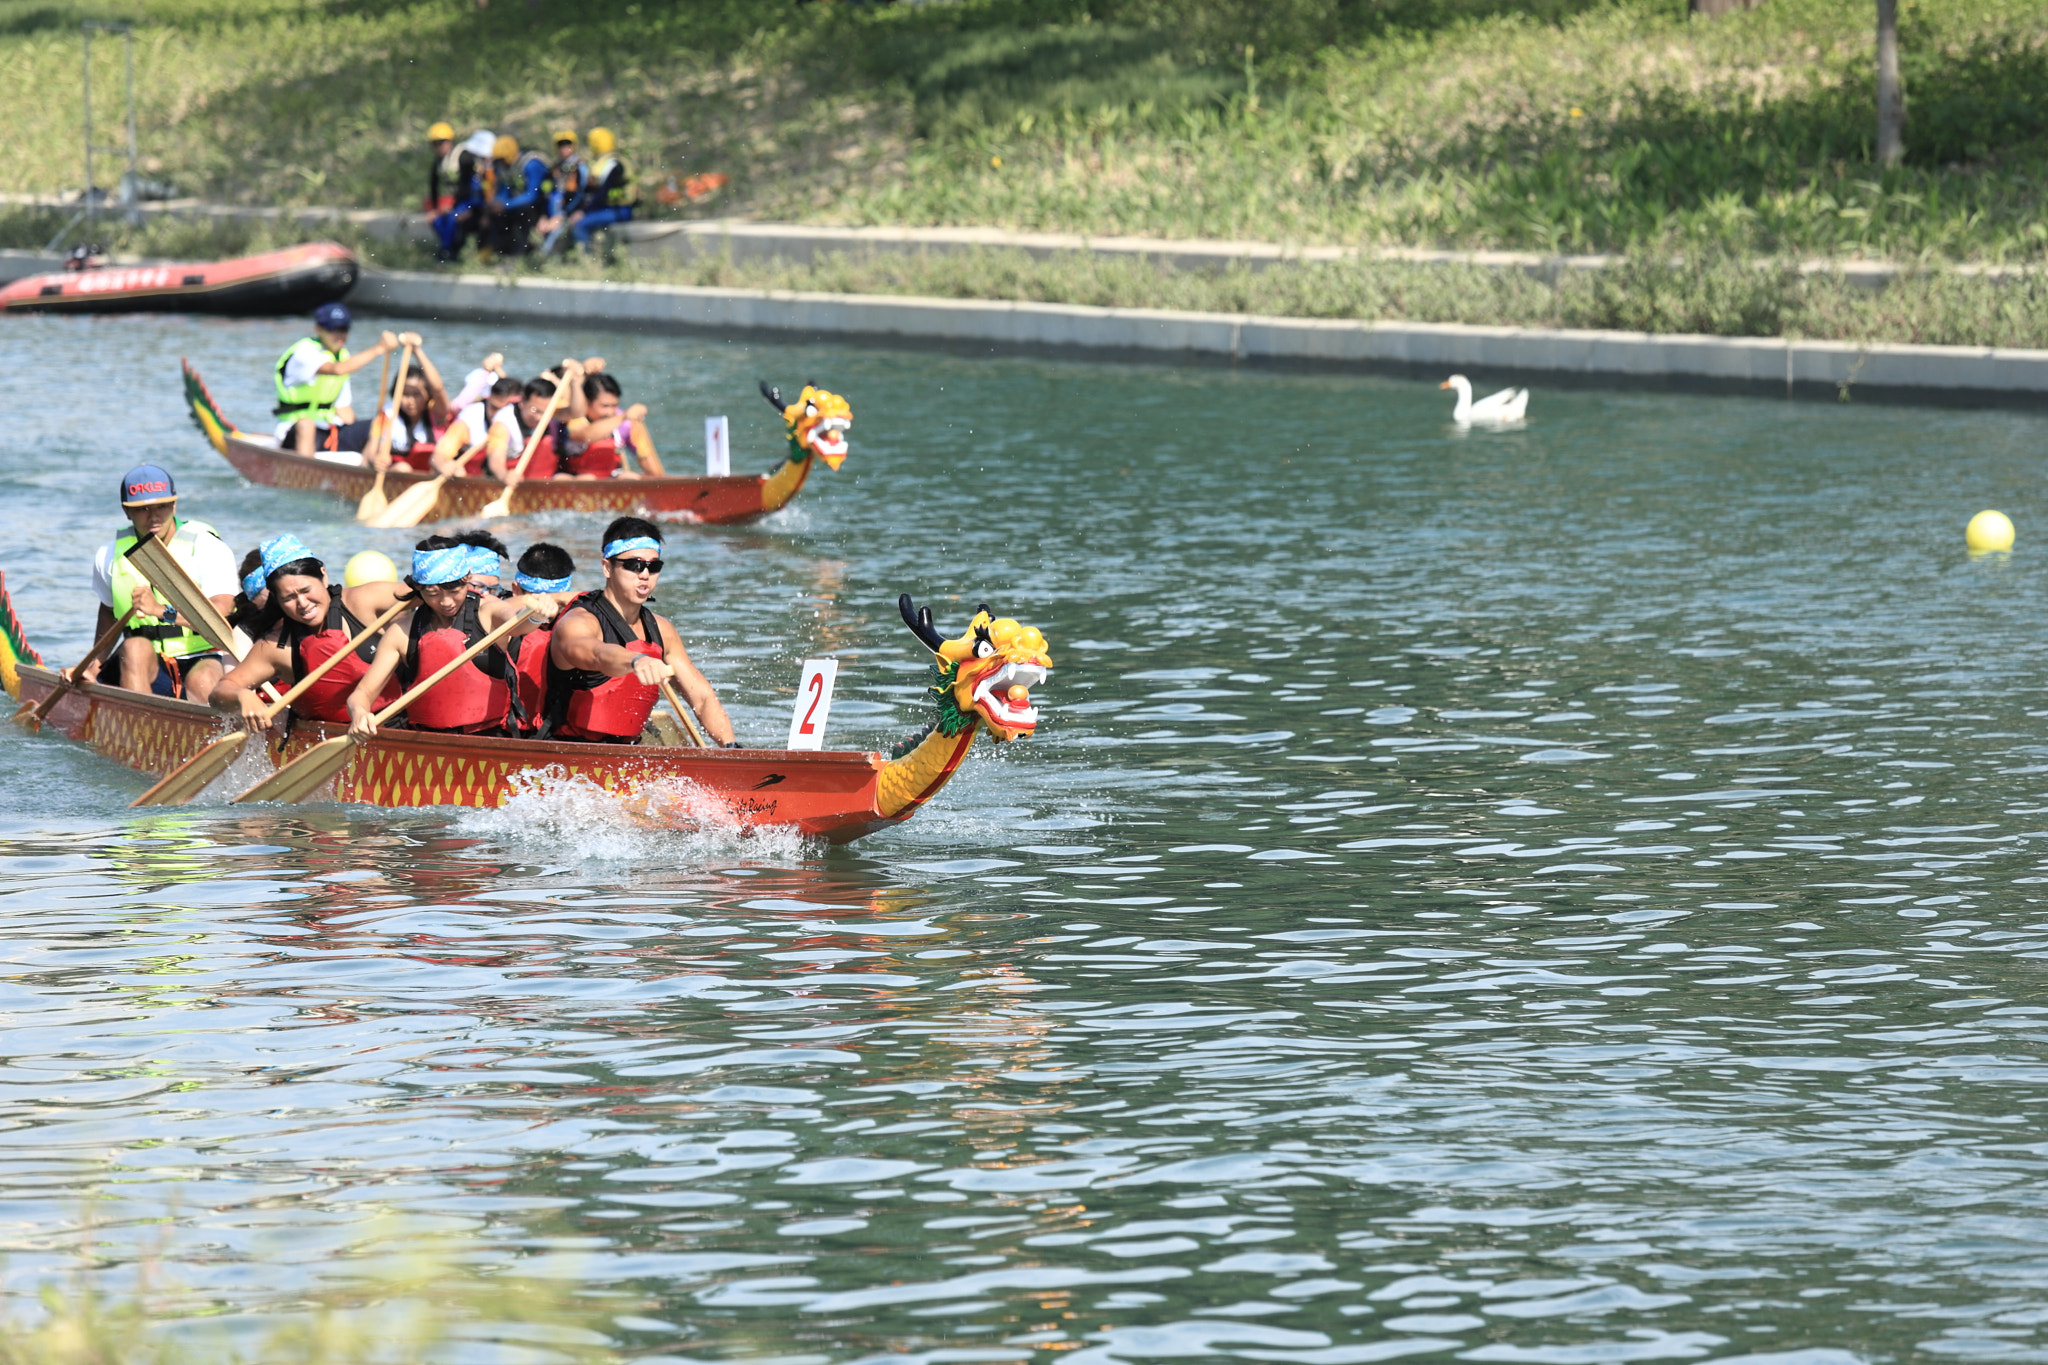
[81,24,93,232]
[123,27,138,224]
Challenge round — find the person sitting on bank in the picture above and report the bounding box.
[345,537,556,740]
[209,534,408,734]
[89,464,239,700]
[542,518,735,745]
[273,304,403,459]
[373,341,454,472]
[535,129,589,257]
[432,130,494,262]
[488,134,553,256]
[424,121,459,214]
[504,542,579,736]
[560,371,663,478]
[567,126,638,254]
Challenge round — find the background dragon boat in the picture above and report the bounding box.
[0,242,357,315]
[182,362,848,525]
[0,575,1049,844]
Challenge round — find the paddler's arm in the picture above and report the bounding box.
[74,604,119,683]
[480,593,557,637]
[345,621,411,741]
[317,331,400,378]
[483,421,517,483]
[210,635,291,733]
[656,616,736,746]
[429,420,472,478]
[626,407,664,477]
[407,341,452,421]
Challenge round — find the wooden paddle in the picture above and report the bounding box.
[10,608,134,732]
[478,371,574,519]
[657,677,709,747]
[129,596,412,807]
[356,344,412,523]
[123,533,242,659]
[232,607,536,805]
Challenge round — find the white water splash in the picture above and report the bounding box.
[454,766,817,864]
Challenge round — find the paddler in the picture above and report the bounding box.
[90,464,240,699]
[560,370,659,478]
[543,518,736,745]
[208,534,407,733]
[430,375,523,477]
[273,303,403,459]
[483,367,583,484]
[451,530,511,593]
[504,542,579,735]
[345,537,557,740]
[374,338,453,472]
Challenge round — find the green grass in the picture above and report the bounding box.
[1,0,2046,264]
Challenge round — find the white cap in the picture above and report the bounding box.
[464,129,496,158]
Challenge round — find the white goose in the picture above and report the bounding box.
[1441,374,1529,424]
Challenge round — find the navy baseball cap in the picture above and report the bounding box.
[313,302,352,331]
[119,464,177,506]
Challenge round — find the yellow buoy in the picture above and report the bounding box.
[1966,510,2015,552]
[344,550,398,586]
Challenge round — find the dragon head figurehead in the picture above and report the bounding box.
[899,595,1050,742]
[761,380,851,471]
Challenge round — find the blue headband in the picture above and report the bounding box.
[411,545,472,586]
[259,533,317,581]
[242,565,268,598]
[515,571,573,593]
[466,544,501,576]
[603,536,660,560]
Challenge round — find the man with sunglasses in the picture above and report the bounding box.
[541,517,737,745]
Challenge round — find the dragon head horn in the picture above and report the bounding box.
[976,603,994,621]
[898,594,948,654]
[759,380,784,410]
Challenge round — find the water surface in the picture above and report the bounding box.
[3,313,2048,1362]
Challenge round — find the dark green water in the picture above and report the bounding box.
[4,312,2048,1363]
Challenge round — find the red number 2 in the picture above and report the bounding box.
[798,672,825,734]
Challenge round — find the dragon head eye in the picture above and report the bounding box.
[805,402,817,417]
[973,624,995,659]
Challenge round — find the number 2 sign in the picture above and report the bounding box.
[786,658,839,750]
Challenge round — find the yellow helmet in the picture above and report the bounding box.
[426,121,454,142]
[492,134,519,162]
[551,128,577,146]
[587,126,615,156]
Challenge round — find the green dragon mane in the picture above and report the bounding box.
[887,657,971,759]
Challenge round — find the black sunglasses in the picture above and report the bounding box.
[610,556,664,575]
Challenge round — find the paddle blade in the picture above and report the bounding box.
[130,731,249,807]
[124,535,239,658]
[477,487,514,519]
[370,475,448,529]
[232,735,353,805]
[356,471,389,523]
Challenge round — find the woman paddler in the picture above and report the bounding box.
[502,542,581,736]
[542,518,736,745]
[345,537,556,740]
[210,535,409,732]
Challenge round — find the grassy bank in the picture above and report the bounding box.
[7,205,2043,351]
[0,0,2045,263]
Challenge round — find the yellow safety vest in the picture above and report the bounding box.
[109,518,226,659]
[274,337,348,422]
[591,153,638,208]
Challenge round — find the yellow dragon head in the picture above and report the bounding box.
[899,595,1050,742]
[762,380,851,471]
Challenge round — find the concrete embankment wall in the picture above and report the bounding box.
[353,269,2048,409]
[8,246,2048,407]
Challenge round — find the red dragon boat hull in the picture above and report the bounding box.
[10,661,903,843]
[0,242,357,316]
[184,361,817,524]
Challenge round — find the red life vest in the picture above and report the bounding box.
[518,419,564,480]
[562,424,624,477]
[400,591,521,734]
[544,591,663,742]
[508,627,552,735]
[283,596,397,725]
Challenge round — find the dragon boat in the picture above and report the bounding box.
[0,575,1049,844]
[0,242,357,316]
[182,363,850,525]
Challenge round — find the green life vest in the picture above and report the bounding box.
[273,336,348,422]
[591,153,637,208]
[109,518,226,659]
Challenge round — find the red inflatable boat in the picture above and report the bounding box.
[0,241,357,316]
